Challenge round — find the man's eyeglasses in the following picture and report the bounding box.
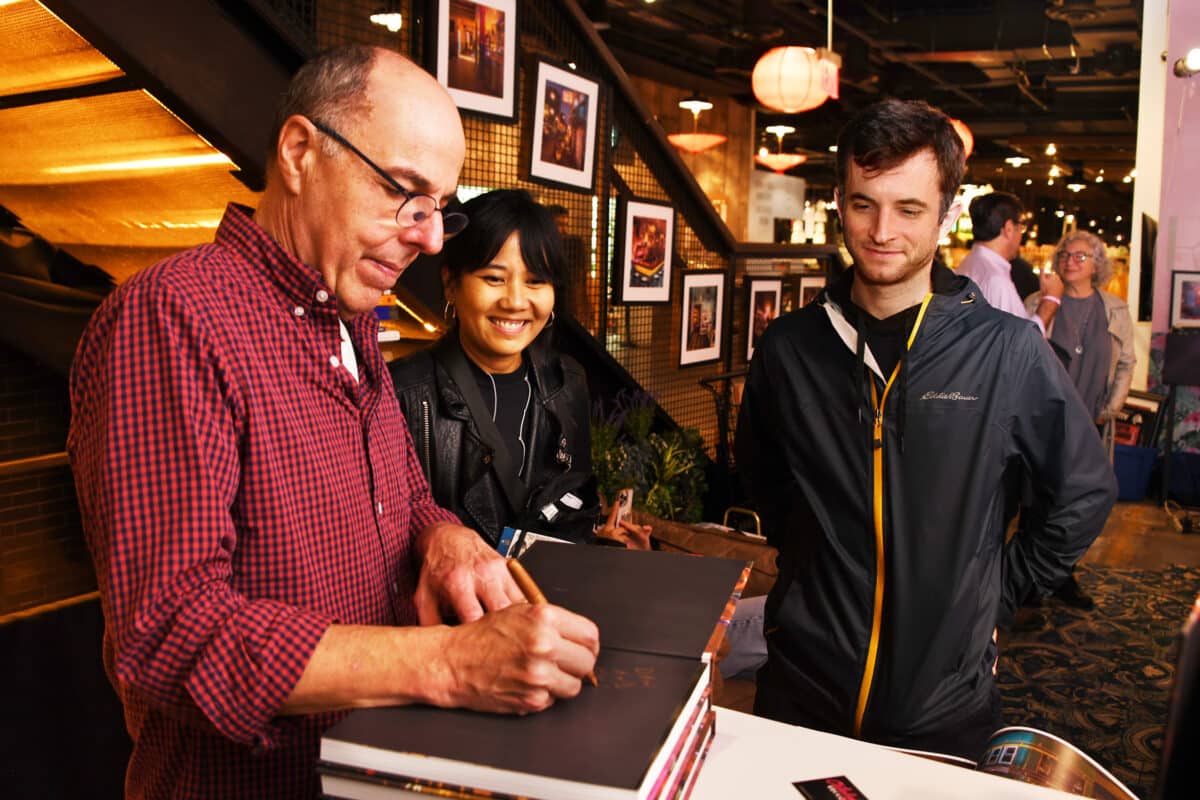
[308,118,468,238]
[1056,252,1092,264]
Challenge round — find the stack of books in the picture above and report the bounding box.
[319,541,751,799]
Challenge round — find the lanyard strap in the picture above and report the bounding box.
[433,336,530,514]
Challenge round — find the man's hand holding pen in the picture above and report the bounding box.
[435,601,599,714]
[413,522,599,714]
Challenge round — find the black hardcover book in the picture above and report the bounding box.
[319,545,749,800]
[321,649,707,800]
[518,541,751,660]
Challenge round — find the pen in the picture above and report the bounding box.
[506,558,599,687]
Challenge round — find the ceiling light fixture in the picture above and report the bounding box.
[1005,156,1031,167]
[1049,164,1062,178]
[755,124,806,173]
[368,3,403,32]
[1045,143,1057,156]
[751,0,839,113]
[1174,47,1200,77]
[667,92,727,154]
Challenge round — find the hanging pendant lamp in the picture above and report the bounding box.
[755,125,806,173]
[751,1,840,113]
[667,92,728,154]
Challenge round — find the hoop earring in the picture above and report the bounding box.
[546,310,556,327]
[443,301,456,320]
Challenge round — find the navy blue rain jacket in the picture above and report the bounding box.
[736,265,1116,745]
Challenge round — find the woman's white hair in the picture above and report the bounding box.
[1053,230,1112,288]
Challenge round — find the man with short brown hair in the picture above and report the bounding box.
[737,98,1115,760]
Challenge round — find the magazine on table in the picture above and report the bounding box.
[892,726,1136,800]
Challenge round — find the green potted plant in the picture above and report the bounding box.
[591,390,707,523]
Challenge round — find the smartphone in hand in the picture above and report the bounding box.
[614,487,634,526]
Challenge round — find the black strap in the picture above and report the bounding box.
[433,337,530,514]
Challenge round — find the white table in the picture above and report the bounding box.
[691,708,1084,799]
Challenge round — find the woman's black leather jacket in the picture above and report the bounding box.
[388,334,600,547]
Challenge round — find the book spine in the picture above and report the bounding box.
[645,688,712,800]
[700,563,753,663]
[672,714,717,800]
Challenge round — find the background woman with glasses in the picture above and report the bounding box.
[1027,230,1136,436]
[389,189,650,550]
[1023,230,1135,610]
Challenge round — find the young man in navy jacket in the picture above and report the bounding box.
[736,99,1116,760]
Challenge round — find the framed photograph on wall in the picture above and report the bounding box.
[680,271,725,367]
[528,60,600,191]
[746,278,782,361]
[1170,271,1200,329]
[615,198,674,304]
[798,274,827,308]
[435,0,518,120]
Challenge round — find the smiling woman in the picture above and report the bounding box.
[388,189,606,546]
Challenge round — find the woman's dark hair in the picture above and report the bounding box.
[836,98,966,219]
[441,189,567,301]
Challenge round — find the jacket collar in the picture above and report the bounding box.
[430,333,565,411]
[820,262,976,378]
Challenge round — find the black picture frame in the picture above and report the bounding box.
[527,59,600,192]
[433,0,518,121]
[746,278,781,361]
[613,196,675,304]
[1115,389,1166,449]
[679,270,725,367]
[1170,271,1200,330]
[797,274,826,308]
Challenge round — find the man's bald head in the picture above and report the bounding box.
[268,45,463,170]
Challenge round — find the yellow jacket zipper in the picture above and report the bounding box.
[853,293,934,736]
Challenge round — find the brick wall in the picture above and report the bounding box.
[0,344,96,617]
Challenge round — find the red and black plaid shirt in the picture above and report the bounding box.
[69,204,457,798]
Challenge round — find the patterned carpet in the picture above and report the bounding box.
[997,563,1200,799]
